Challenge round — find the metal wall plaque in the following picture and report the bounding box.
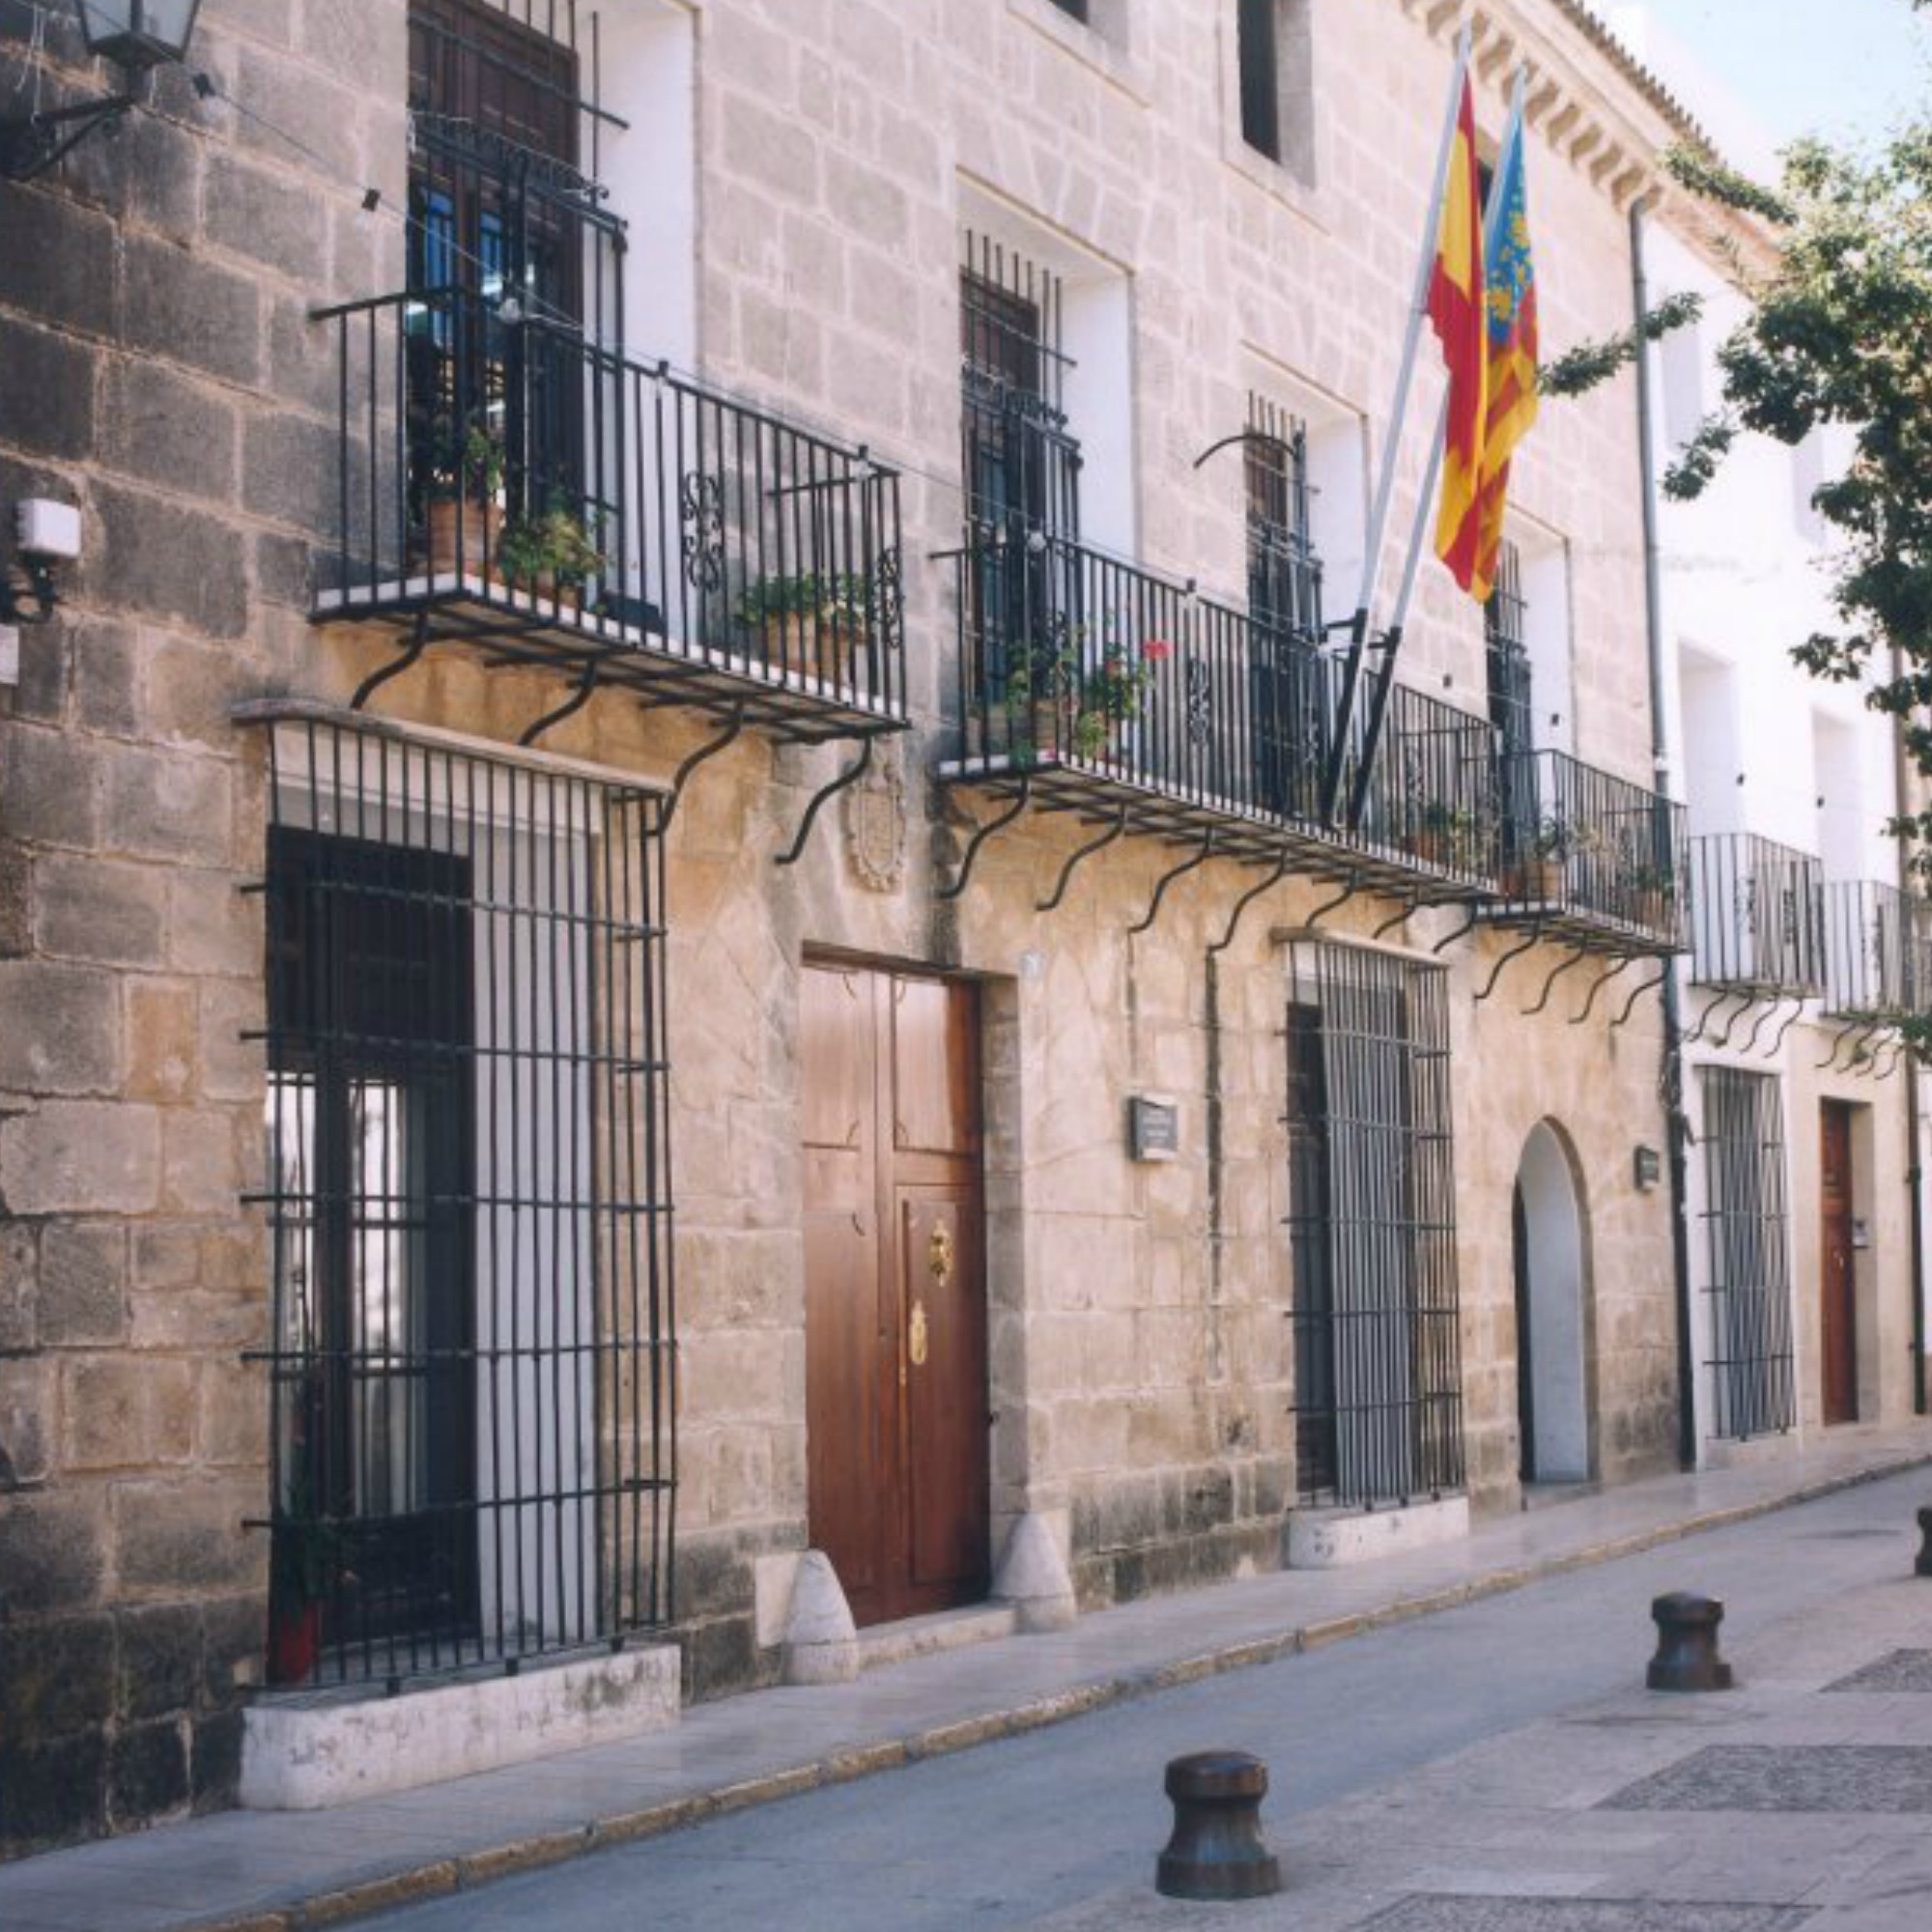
[1130,1094,1180,1162]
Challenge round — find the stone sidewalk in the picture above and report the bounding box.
[4,1427,1930,1932]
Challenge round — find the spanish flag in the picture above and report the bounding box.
[1469,114,1539,604]
[1429,75,1489,595]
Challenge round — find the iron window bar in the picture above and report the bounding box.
[239,705,675,1691]
[1284,940,1465,1510]
[1481,747,1690,955]
[1698,1066,1797,1442]
[310,287,907,747]
[1687,832,1826,1002]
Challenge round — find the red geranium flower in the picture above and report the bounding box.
[1141,638,1174,661]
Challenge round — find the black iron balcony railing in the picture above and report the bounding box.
[941,526,1501,899]
[1688,833,1826,999]
[311,289,905,743]
[1484,748,1690,952]
[1820,879,1926,1021]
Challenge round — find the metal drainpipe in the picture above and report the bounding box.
[1631,196,1699,1470]
[1889,642,1929,1412]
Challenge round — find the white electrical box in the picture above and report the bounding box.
[16,498,82,560]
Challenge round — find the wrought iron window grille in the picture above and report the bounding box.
[242,710,675,1691]
[1699,1067,1797,1441]
[1283,940,1465,1509]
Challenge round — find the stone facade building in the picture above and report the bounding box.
[0,0,1924,1859]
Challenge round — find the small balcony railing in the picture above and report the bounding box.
[1484,748,1689,952]
[940,526,1500,897]
[1820,880,1925,1021]
[311,289,905,742]
[1687,833,1826,998]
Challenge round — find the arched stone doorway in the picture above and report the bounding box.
[1512,1122,1592,1485]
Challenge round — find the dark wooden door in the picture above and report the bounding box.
[803,965,989,1627]
[1819,1101,1859,1425]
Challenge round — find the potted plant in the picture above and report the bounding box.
[497,497,609,604]
[736,571,871,683]
[1509,813,1574,902]
[1406,799,1480,871]
[1630,860,1680,934]
[267,1414,353,1687]
[1069,636,1170,762]
[424,420,507,578]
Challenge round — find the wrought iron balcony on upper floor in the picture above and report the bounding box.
[937,525,1507,905]
[310,290,906,745]
[1820,879,1932,1026]
[1687,833,1827,1002]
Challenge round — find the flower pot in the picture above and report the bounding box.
[1634,889,1672,933]
[1509,858,1564,902]
[758,612,864,688]
[426,497,503,581]
[268,1600,322,1687]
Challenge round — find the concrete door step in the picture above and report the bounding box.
[857,1602,1018,1671]
[1520,1479,1604,1513]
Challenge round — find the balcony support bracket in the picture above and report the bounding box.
[1524,946,1589,1017]
[1374,895,1420,941]
[1611,962,1670,1031]
[1208,843,1294,958]
[350,610,432,712]
[664,704,746,834]
[1304,870,1363,931]
[519,660,602,749]
[1766,1001,1807,1059]
[1038,807,1131,914]
[1129,830,1216,938]
[1431,903,1482,956]
[1739,998,1781,1056]
[1712,992,1755,1052]
[937,775,1032,901]
[1571,953,1635,1026]
[1474,925,1543,1004]
[775,735,874,868]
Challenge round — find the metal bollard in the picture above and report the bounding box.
[1646,1591,1734,1691]
[1155,1750,1282,1901]
[1915,1507,1932,1577]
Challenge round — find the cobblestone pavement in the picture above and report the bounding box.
[359,1466,1932,1932]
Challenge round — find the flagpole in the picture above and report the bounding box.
[1345,67,1528,831]
[1318,26,1474,825]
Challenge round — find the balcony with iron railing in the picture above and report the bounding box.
[310,289,906,744]
[937,525,1504,901]
[1687,833,1827,1000]
[1481,749,1690,953]
[1820,879,1929,1024]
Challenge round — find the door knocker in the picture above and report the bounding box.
[927,1222,954,1287]
[908,1299,929,1367]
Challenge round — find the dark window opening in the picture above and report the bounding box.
[1238,0,1280,159]
[1700,1068,1796,1440]
[1048,0,1090,20]
[1246,393,1325,815]
[1486,538,1536,858]
[259,718,675,1689]
[1286,944,1464,1508]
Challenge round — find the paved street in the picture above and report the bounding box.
[363,1468,1932,1931]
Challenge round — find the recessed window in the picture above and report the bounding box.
[1236,0,1315,180]
[1048,0,1089,19]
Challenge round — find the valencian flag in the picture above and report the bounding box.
[1470,111,1539,602]
[1428,74,1488,594]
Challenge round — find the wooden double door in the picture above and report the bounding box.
[802,964,989,1627]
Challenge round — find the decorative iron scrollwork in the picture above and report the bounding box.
[679,471,725,591]
[870,545,904,652]
[1184,657,1213,750]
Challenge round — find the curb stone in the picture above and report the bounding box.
[170,1445,1932,1932]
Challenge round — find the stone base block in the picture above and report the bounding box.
[240,1645,681,1810]
[1285,1494,1470,1569]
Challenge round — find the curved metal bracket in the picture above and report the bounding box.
[1304,870,1362,930]
[1037,808,1130,914]
[1766,1001,1808,1059]
[1738,997,1781,1057]
[1611,963,1669,1030]
[1208,844,1293,958]
[1841,1023,1887,1077]
[1711,990,1755,1052]
[1570,953,1635,1026]
[1374,895,1419,941]
[1431,903,1482,956]
[1474,925,1543,1004]
[1682,987,1721,1047]
[663,703,747,834]
[775,735,874,868]
[1815,1024,1856,1073]
[1523,945,1589,1017]
[1190,428,1271,471]
[1128,830,1216,938]
[1873,1039,1907,1082]
[519,659,601,747]
[350,610,431,710]
[936,776,1032,901]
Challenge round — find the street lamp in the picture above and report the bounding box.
[2,0,204,182]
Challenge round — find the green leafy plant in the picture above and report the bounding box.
[426,419,507,503]
[498,499,608,591]
[735,571,870,629]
